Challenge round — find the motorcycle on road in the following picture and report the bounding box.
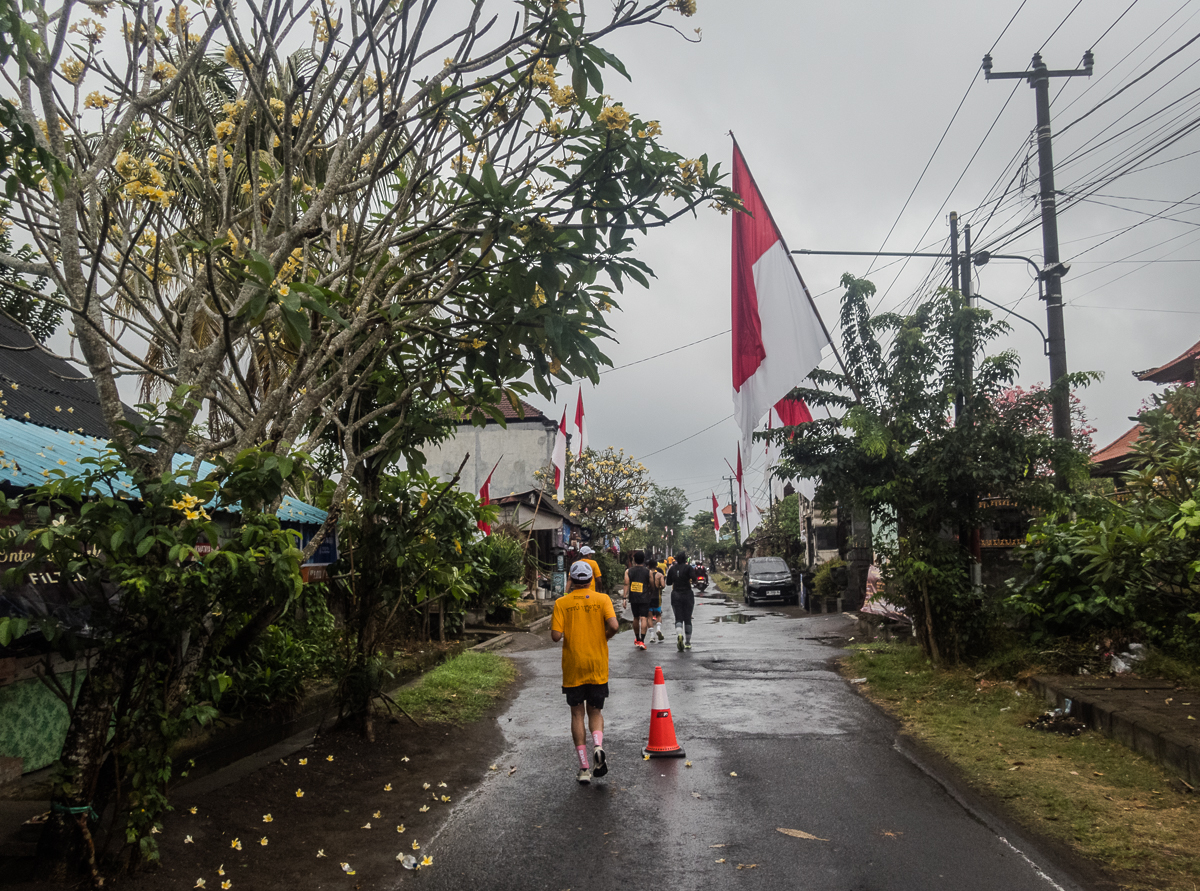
[693,565,709,593]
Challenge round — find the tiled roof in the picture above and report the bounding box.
[0,312,143,437]
[1135,337,1200,384]
[1091,423,1142,476]
[457,399,556,424]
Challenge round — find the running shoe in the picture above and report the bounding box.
[591,747,608,778]
[635,640,646,650]
[677,633,685,652]
[577,768,592,784]
[683,643,692,650]
[656,626,665,641]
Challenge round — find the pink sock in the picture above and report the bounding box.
[592,730,603,748]
[576,745,589,769]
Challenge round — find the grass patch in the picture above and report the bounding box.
[713,572,741,596]
[393,651,516,724]
[844,642,1200,891]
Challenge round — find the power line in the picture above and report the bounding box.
[598,330,727,375]
[1039,0,1086,53]
[640,414,733,459]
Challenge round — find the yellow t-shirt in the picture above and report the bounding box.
[551,585,616,688]
[582,557,602,579]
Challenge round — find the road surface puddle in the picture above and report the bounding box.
[712,613,757,624]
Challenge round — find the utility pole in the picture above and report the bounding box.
[984,51,1094,467]
[723,475,741,548]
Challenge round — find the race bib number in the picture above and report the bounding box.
[630,582,643,593]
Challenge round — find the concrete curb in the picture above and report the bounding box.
[469,614,553,652]
[1026,676,1200,788]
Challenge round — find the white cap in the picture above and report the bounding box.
[569,561,594,581]
[579,545,595,556]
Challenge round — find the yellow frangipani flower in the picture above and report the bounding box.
[259,837,268,846]
[422,783,431,790]
[383,783,392,791]
[396,824,405,833]
[221,881,232,889]
[299,758,307,766]
[262,814,273,823]
[194,880,206,888]
[373,811,382,819]
[419,805,429,813]
[189,806,198,815]
[218,866,225,876]
[231,838,242,850]
[184,835,193,843]
[316,850,326,858]
[326,755,334,762]
[420,856,433,867]
[295,788,304,798]
[411,840,420,850]
[401,756,410,763]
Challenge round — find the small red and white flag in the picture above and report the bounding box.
[731,140,830,450]
[551,408,568,499]
[573,387,589,457]
[712,492,725,532]
[477,457,502,535]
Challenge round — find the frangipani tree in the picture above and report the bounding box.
[4,0,732,515]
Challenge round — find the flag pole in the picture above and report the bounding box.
[730,133,861,402]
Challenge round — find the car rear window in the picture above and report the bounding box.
[750,558,789,572]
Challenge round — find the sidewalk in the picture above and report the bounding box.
[1028,674,1200,788]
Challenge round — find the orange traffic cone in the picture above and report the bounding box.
[643,665,686,758]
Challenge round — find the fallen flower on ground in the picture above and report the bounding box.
[184,835,193,844]
[231,838,242,850]
[222,881,232,889]
[423,783,431,790]
[419,805,429,813]
[263,814,273,823]
[295,789,304,798]
[373,810,382,819]
[299,758,308,766]
[259,837,268,846]
[488,764,498,770]
[715,859,725,864]
[402,756,410,762]
[218,866,225,876]
[411,840,421,850]
[194,880,206,888]
[437,782,447,788]
[316,850,326,858]
[729,772,738,777]
[421,856,433,867]
[396,824,406,833]
[440,795,451,803]
[327,755,334,762]
[361,823,371,829]
[685,761,692,767]
[383,783,393,791]
[189,807,198,815]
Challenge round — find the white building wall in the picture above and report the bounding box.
[422,421,559,496]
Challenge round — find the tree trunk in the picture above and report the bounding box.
[845,503,873,610]
[36,657,121,882]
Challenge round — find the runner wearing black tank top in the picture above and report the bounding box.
[623,551,654,650]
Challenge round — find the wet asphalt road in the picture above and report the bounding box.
[416,591,1081,891]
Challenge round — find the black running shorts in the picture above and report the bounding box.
[631,602,652,619]
[563,683,609,709]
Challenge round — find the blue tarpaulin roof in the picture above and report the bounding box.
[0,415,327,525]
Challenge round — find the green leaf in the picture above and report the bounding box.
[136,535,155,558]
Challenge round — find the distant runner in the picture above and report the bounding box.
[551,561,619,784]
[623,550,654,650]
[579,545,602,587]
[666,551,695,651]
[646,554,665,643]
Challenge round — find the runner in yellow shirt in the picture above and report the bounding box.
[551,561,618,784]
[579,545,602,587]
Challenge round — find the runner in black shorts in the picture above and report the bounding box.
[666,551,695,651]
[623,550,654,650]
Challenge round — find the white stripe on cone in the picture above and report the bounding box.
[650,673,671,711]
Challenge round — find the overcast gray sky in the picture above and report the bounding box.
[538,0,1200,517]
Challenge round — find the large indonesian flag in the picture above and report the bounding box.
[732,142,829,447]
[477,457,502,535]
[551,408,568,499]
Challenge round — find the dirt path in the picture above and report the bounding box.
[76,655,538,891]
